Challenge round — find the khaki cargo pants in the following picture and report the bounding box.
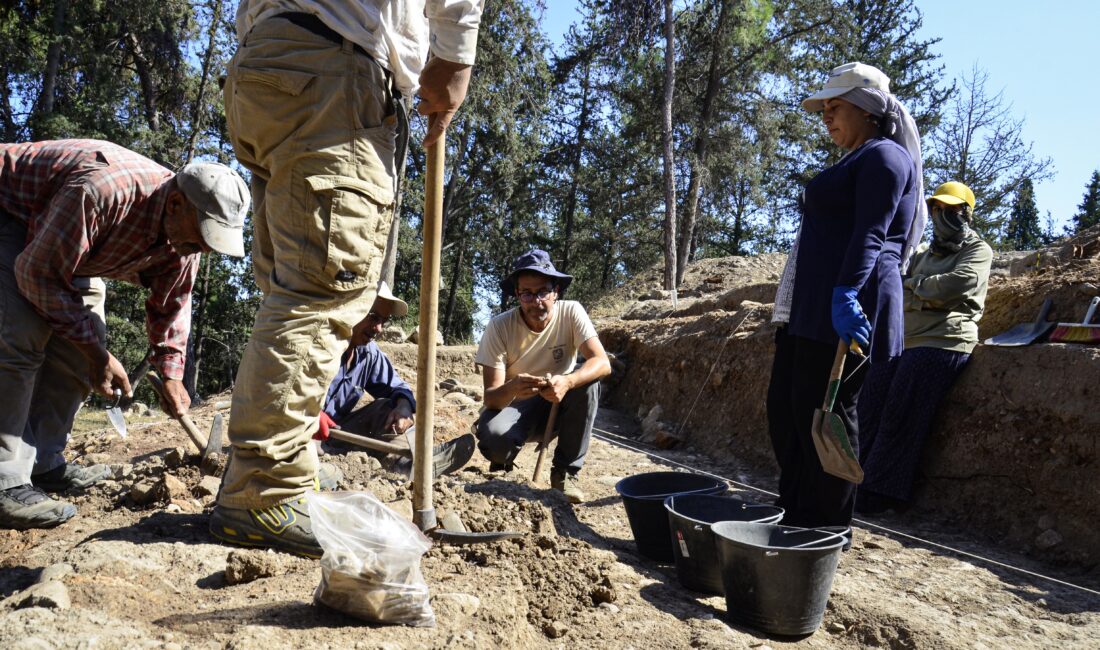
[219,16,397,509]
[0,218,107,489]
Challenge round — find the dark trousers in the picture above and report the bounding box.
[767,327,867,527]
[857,347,970,502]
[475,379,599,474]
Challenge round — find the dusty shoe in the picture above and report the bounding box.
[0,484,77,530]
[316,462,343,491]
[488,461,515,475]
[32,463,112,493]
[394,433,477,477]
[550,468,585,504]
[208,497,322,559]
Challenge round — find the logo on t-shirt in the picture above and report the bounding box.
[551,345,564,362]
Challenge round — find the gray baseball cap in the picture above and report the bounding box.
[175,162,249,257]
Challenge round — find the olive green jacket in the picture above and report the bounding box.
[903,233,994,353]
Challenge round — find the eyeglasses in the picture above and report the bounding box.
[517,288,555,303]
[366,311,391,327]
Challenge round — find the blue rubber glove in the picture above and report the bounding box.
[831,286,871,349]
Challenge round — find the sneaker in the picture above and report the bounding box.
[394,433,476,477]
[208,498,322,558]
[0,484,77,530]
[488,461,515,475]
[550,468,585,504]
[316,462,343,491]
[32,463,112,493]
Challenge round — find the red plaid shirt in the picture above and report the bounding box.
[0,140,199,379]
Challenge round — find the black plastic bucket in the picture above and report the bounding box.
[665,495,784,594]
[615,472,727,561]
[712,522,849,636]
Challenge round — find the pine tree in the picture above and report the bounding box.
[1073,171,1100,233]
[1004,178,1043,250]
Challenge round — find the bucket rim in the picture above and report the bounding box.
[664,495,785,527]
[711,521,849,552]
[614,471,727,500]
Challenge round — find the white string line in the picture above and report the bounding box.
[672,307,757,440]
[591,426,1100,600]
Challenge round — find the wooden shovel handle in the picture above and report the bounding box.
[145,371,209,454]
[820,340,848,412]
[532,402,560,483]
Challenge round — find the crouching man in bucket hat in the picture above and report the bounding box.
[473,249,611,503]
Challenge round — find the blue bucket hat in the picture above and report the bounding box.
[500,248,573,297]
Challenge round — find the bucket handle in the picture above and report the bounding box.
[784,529,849,549]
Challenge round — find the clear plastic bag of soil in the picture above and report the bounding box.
[305,490,435,627]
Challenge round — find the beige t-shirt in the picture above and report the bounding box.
[475,300,599,385]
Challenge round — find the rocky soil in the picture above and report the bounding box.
[2,226,1099,648]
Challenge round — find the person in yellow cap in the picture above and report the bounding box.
[855,181,993,515]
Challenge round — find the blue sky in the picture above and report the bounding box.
[540,1,1100,231]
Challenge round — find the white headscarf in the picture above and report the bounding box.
[840,87,926,272]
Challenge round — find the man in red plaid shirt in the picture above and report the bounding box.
[0,139,249,530]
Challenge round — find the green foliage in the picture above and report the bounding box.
[1073,171,1100,233]
[5,0,1063,380]
[1004,179,1043,251]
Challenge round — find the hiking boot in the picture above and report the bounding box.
[394,433,476,477]
[316,462,342,491]
[0,484,77,530]
[32,463,112,493]
[550,468,585,504]
[208,497,322,558]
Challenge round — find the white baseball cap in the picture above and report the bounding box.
[802,62,890,112]
[175,162,250,257]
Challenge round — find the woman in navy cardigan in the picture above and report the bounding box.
[767,62,926,528]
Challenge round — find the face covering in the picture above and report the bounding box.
[930,205,969,254]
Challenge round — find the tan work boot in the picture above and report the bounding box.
[550,468,585,504]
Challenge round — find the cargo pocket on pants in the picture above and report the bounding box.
[301,175,393,293]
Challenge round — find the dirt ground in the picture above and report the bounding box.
[2,227,1099,648]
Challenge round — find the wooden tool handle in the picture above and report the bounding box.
[820,340,849,412]
[145,371,208,453]
[327,428,412,457]
[532,401,560,483]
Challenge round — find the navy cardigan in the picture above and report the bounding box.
[788,137,918,362]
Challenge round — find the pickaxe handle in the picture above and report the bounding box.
[145,372,209,454]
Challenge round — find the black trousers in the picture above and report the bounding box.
[766,327,867,527]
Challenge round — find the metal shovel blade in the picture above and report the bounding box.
[106,406,128,438]
[204,413,224,460]
[106,388,127,438]
[811,408,863,484]
[984,297,1055,346]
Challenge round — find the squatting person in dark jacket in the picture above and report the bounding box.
[855,182,993,514]
[767,62,927,528]
[317,282,474,477]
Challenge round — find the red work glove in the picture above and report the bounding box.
[315,412,338,441]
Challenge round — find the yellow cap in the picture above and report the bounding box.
[928,181,975,209]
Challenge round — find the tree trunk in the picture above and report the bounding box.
[33,0,68,135]
[441,218,467,341]
[676,0,729,285]
[381,98,413,286]
[561,59,592,273]
[127,32,161,134]
[660,0,678,291]
[184,0,223,162]
[183,253,213,401]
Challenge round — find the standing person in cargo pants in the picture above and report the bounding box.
[212,1,483,558]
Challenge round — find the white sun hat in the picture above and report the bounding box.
[802,62,891,113]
